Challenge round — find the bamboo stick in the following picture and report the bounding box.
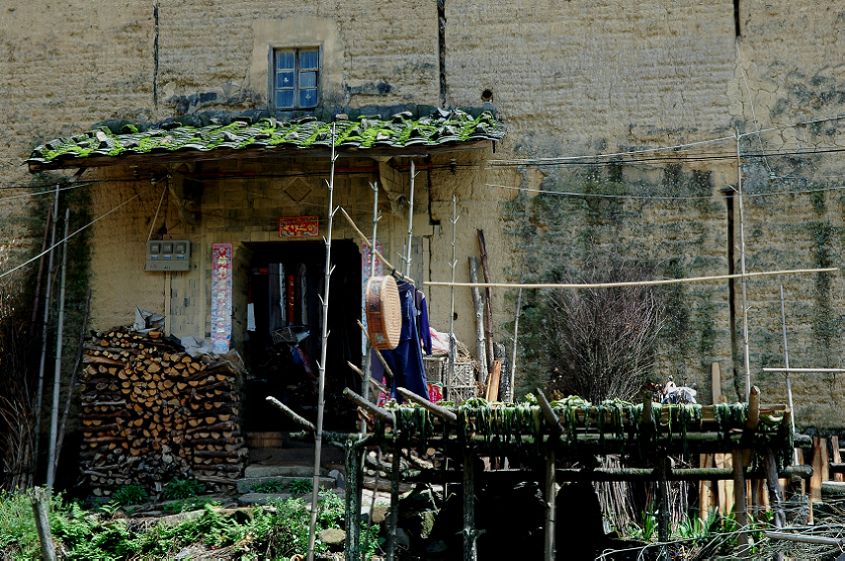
[339,207,396,273]
[387,443,401,561]
[779,285,797,436]
[509,283,523,403]
[448,193,458,401]
[735,130,752,401]
[424,267,839,289]
[348,361,388,396]
[733,449,748,545]
[361,181,380,433]
[536,388,562,434]
[307,125,337,561]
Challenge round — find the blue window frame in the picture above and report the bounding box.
[273,48,320,110]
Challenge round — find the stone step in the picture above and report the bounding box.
[244,464,327,478]
[237,492,293,505]
[236,475,335,494]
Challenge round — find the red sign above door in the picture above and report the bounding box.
[278,216,319,239]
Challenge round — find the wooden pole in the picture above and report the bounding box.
[657,458,670,544]
[33,186,59,470]
[477,229,495,368]
[448,193,458,400]
[462,452,477,561]
[735,130,752,401]
[779,285,796,436]
[308,124,337,561]
[396,387,458,423]
[468,257,488,383]
[266,396,316,432]
[339,207,396,272]
[47,208,70,489]
[386,442,402,561]
[344,438,366,561]
[343,388,395,424]
[766,448,786,529]
[733,449,748,545]
[30,487,57,561]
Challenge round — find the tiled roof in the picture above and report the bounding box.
[27,108,504,170]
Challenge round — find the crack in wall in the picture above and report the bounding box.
[153,1,160,109]
[437,0,447,107]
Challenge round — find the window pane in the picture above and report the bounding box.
[299,71,317,88]
[275,90,294,109]
[300,88,317,107]
[276,50,295,69]
[276,71,295,88]
[300,49,319,69]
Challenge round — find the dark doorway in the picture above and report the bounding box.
[242,240,362,442]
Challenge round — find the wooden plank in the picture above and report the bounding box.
[831,436,843,482]
[711,362,723,403]
[810,436,825,501]
[486,360,502,402]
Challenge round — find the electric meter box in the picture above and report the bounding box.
[146,240,191,271]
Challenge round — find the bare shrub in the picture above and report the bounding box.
[544,260,665,403]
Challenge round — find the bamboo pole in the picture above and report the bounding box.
[402,160,416,278]
[348,361,388,396]
[47,208,70,489]
[361,181,380,433]
[766,448,786,529]
[509,284,523,403]
[778,285,796,436]
[448,193,458,401]
[424,267,838,289]
[468,257,488,383]
[735,130,752,401]
[33,186,59,469]
[307,124,337,561]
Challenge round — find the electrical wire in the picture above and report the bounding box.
[0,193,141,280]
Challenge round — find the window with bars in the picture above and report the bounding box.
[273,48,320,110]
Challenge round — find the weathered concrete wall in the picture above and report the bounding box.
[5,1,845,427]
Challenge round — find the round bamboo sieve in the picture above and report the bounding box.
[365,275,402,350]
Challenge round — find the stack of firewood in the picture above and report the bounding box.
[80,326,246,496]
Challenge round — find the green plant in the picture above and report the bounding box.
[161,496,218,514]
[289,478,313,495]
[162,478,205,500]
[110,484,148,506]
[251,479,289,493]
[628,509,657,542]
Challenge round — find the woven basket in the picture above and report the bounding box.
[365,275,402,350]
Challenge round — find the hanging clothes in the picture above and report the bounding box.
[415,288,432,355]
[373,280,430,401]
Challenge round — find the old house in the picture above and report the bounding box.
[3,1,845,489]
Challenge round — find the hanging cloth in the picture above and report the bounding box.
[375,280,430,400]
